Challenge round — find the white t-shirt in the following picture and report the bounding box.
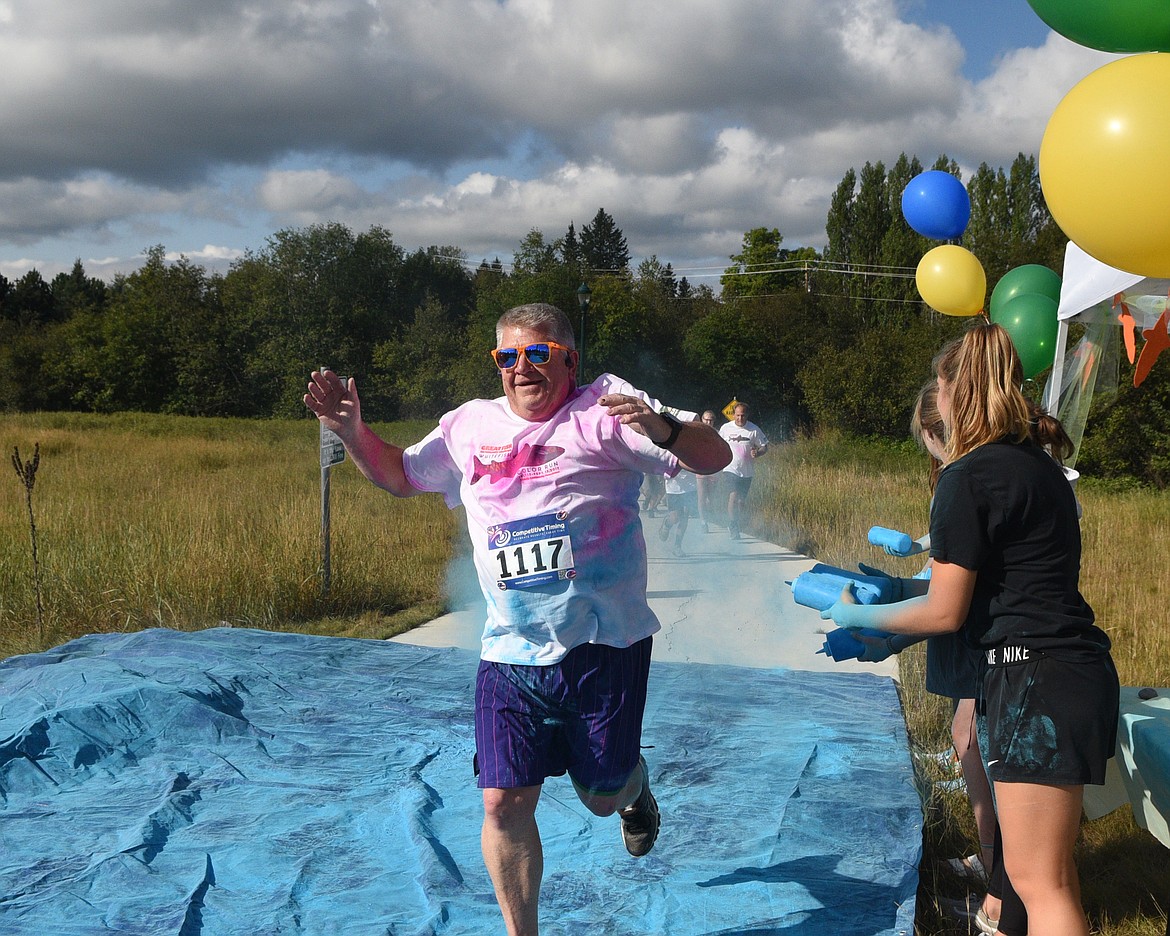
[402,374,679,665]
[719,420,769,478]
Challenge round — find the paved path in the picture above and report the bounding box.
[393,516,898,680]
[388,516,915,935]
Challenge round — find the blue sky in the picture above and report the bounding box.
[0,0,1115,286]
[904,0,1052,80]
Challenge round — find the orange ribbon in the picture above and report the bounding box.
[1079,344,1097,393]
[1115,293,1137,364]
[1134,307,1170,388]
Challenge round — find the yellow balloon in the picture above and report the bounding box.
[1040,53,1170,277]
[915,245,986,316]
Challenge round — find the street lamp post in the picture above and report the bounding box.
[576,282,592,379]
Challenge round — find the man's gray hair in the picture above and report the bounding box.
[496,303,576,348]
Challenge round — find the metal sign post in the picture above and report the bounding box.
[319,412,346,598]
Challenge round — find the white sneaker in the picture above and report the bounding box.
[914,748,961,774]
[937,896,998,935]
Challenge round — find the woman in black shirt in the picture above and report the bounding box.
[825,323,1118,936]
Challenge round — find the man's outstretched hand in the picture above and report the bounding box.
[304,370,362,440]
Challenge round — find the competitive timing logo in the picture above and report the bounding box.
[488,511,570,550]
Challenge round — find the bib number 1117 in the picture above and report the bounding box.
[488,512,576,590]
[496,538,565,580]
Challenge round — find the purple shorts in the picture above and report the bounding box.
[474,637,652,794]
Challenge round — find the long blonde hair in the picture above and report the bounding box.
[933,323,1030,462]
[910,380,945,492]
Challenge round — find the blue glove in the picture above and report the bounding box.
[819,588,896,630]
[856,631,896,663]
[857,563,905,602]
[820,589,926,631]
[868,526,925,557]
[818,627,895,662]
[884,539,926,557]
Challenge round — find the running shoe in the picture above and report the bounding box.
[619,755,660,857]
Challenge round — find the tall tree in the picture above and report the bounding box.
[853,161,890,269]
[512,229,559,276]
[473,258,507,302]
[47,246,201,413]
[50,260,108,320]
[822,168,857,309]
[5,270,56,327]
[721,228,786,299]
[1004,153,1064,271]
[234,222,408,415]
[963,154,1062,287]
[964,162,1010,282]
[586,275,650,381]
[397,245,475,322]
[485,226,590,321]
[636,256,676,297]
[854,162,891,322]
[373,295,470,419]
[561,221,582,272]
[824,170,857,265]
[580,209,630,275]
[876,153,930,319]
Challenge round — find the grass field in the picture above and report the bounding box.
[0,412,460,659]
[2,414,1168,934]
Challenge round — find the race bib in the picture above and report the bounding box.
[489,511,576,590]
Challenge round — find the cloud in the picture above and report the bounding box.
[0,0,1122,281]
[257,169,365,215]
[0,0,975,183]
[0,175,189,243]
[166,244,246,264]
[603,114,715,176]
[947,33,1118,166]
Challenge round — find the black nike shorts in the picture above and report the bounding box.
[983,648,1119,785]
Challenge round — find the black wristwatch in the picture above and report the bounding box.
[654,412,683,450]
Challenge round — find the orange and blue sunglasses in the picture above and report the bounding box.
[491,341,574,369]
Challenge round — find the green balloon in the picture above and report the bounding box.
[1027,0,1170,53]
[990,292,1060,379]
[989,264,1061,320]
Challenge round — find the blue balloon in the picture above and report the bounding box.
[901,170,971,240]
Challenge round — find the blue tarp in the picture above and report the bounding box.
[0,628,920,935]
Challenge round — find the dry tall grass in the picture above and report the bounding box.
[751,430,1170,936]
[1,413,459,659]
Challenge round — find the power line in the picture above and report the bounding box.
[714,265,915,281]
[440,253,918,280]
[432,251,925,299]
[806,291,924,304]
